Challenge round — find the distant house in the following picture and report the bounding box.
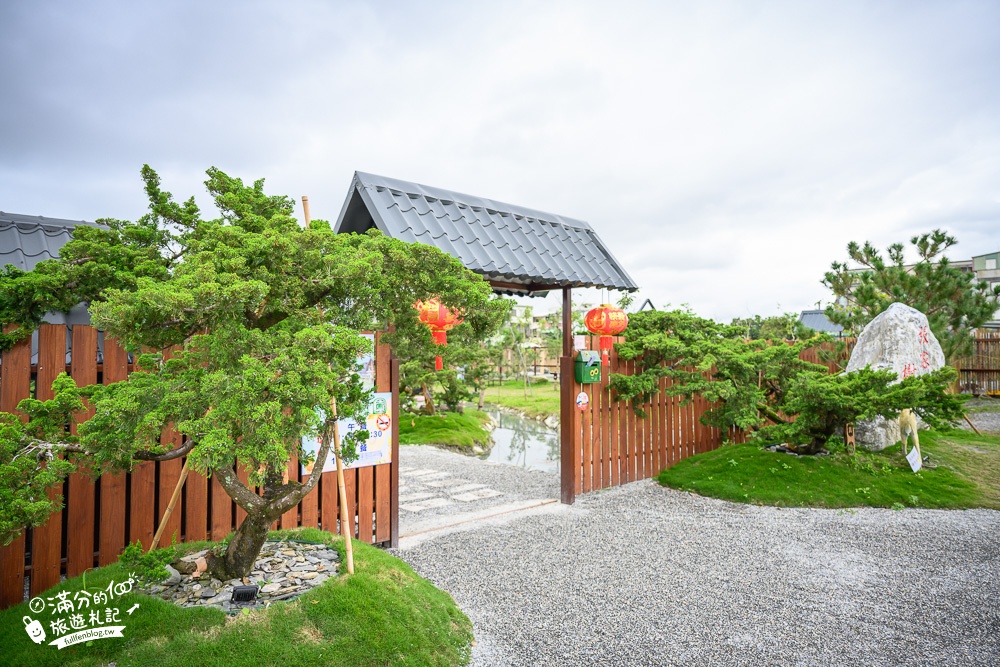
[798,309,844,336]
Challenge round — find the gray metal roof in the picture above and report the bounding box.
[0,211,102,327]
[799,309,844,335]
[0,211,103,272]
[334,172,638,296]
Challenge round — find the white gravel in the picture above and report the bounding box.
[393,448,1000,667]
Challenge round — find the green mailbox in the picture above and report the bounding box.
[574,350,601,384]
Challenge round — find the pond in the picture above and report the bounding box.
[481,408,560,474]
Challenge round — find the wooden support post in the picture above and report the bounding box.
[331,397,355,574]
[149,460,189,552]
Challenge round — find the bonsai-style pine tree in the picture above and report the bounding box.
[822,229,1000,361]
[0,166,508,578]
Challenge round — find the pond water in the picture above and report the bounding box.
[481,408,560,474]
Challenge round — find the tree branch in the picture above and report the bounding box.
[213,463,265,513]
[134,437,196,461]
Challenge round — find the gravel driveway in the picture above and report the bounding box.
[393,448,1000,666]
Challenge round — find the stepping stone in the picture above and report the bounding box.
[405,469,439,477]
[425,478,469,488]
[400,497,452,512]
[399,491,437,502]
[416,472,451,481]
[451,488,504,502]
[448,483,486,493]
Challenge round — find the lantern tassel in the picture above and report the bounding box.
[600,335,614,366]
[435,355,443,371]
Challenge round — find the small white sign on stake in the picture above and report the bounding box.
[573,335,586,351]
[906,446,922,473]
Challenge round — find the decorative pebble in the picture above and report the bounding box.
[143,540,340,610]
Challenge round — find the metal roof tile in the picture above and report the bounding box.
[335,173,637,293]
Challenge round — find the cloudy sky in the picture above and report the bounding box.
[2,0,998,321]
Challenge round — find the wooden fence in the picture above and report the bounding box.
[0,324,399,609]
[955,331,1000,396]
[557,336,857,503]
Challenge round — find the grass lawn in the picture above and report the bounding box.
[658,429,1000,510]
[1,528,472,667]
[482,378,560,420]
[399,409,493,452]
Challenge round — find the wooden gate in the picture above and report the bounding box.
[0,324,399,609]
[559,337,739,504]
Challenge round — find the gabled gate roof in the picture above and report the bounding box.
[334,172,637,296]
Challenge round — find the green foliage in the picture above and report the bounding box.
[397,320,503,414]
[0,374,83,545]
[119,541,177,585]
[756,366,965,452]
[658,432,994,509]
[482,378,560,420]
[0,529,473,667]
[0,165,507,567]
[822,229,1000,361]
[611,308,831,432]
[730,313,815,341]
[611,308,964,455]
[399,410,493,451]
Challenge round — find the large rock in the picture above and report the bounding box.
[845,303,945,450]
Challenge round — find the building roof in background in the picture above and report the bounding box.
[799,309,844,335]
[334,172,638,296]
[0,211,103,272]
[0,211,103,327]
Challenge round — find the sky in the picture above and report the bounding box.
[2,0,998,321]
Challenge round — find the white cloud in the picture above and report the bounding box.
[2,0,998,322]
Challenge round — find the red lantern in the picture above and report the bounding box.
[415,298,463,370]
[584,304,628,366]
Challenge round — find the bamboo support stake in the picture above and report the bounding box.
[149,459,189,552]
[301,194,353,573]
[331,397,355,574]
[964,413,982,435]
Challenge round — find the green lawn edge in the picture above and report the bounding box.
[399,409,493,451]
[1,528,472,667]
[658,429,1000,510]
[481,378,560,420]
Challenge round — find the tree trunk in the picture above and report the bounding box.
[421,383,436,415]
[207,507,277,580]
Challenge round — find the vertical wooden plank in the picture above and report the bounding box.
[357,466,374,543]
[184,468,209,542]
[600,363,611,489]
[343,468,357,538]
[30,324,66,596]
[0,327,31,606]
[129,462,156,550]
[156,345,183,546]
[235,466,250,527]
[609,345,620,487]
[66,325,98,576]
[98,336,128,565]
[390,356,400,546]
[375,331,392,393]
[321,471,338,533]
[300,464,319,529]
[209,474,231,541]
[622,358,634,483]
[592,362,604,490]
[559,355,577,504]
[581,392,592,493]
[157,456,183,546]
[280,456,299,529]
[375,463,391,543]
